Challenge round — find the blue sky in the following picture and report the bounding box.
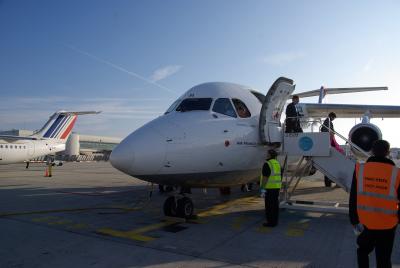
[1,1,400,146]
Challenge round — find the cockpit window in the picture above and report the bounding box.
[232,98,251,118]
[176,98,212,112]
[212,98,237,117]
[165,99,181,114]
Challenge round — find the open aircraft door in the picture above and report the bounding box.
[259,77,295,145]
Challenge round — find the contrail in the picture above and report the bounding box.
[63,43,178,95]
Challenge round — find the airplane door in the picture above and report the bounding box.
[259,77,295,145]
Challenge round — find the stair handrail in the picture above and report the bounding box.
[315,118,371,158]
[283,117,371,158]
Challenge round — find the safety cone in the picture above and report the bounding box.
[44,168,48,177]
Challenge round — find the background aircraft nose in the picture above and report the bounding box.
[110,126,166,176]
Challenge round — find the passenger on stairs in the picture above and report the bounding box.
[321,112,343,187]
[321,112,344,154]
[285,95,303,133]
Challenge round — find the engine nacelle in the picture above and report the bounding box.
[349,123,382,157]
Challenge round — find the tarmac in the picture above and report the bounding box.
[1,162,400,268]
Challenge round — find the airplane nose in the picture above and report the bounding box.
[110,139,134,174]
[110,126,166,175]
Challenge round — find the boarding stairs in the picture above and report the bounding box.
[278,120,370,214]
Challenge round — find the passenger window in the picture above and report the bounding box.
[10,145,13,149]
[212,98,237,117]
[0,145,2,148]
[24,146,26,149]
[5,145,8,148]
[19,146,22,149]
[232,99,251,118]
[176,98,212,112]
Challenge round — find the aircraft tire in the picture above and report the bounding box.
[177,197,194,218]
[163,196,177,217]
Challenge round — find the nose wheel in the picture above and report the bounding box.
[163,196,194,219]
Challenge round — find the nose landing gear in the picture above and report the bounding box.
[163,196,194,219]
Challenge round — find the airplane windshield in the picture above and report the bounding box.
[212,98,237,117]
[176,98,212,112]
[232,98,251,118]
[165,99,181,114]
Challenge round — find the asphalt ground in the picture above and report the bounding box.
[1,162,400,268]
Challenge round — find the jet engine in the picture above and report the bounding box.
[349,123,382,157]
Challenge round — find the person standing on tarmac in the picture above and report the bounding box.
[349,140,400,268]
[260,149,282,227]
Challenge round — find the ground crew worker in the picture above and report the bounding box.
[260,149,282,227]
[349,140,400,267]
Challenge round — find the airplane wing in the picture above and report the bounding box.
[292,87,387,99]
[299,103,400,118]
[58,111,101,115]
[0,135,39,140]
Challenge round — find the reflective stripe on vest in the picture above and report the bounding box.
[356,162,400,230]
[260,159,282,189]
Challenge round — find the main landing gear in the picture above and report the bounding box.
[163,196,194,219]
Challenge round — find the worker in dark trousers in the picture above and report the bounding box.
[349,140,400,268]
[285,95,303,133]
[260,149,282,227]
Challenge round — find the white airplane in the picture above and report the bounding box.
[110,77,400,218]
[0,111,99,165]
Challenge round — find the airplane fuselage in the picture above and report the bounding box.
[110,82,277,187]
[0,139,65,164]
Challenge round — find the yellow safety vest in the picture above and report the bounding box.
[260,159,282,189]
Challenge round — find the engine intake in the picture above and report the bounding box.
[349,123,382,155]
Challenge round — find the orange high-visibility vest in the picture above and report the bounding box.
[356,162,400,230]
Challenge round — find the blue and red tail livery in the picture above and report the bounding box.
[35,111,100,140]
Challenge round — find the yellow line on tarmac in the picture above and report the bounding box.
[0,206,141,217]
[97,219,180,242]
[197,196,260,217]
[97,228,156,242]
[231,215,249,230]
[31,216,90,229]
[31,216,59,223]
[68,223,89,230]
[255,226,273,234]
[47,220,74,226]
[285,219,310,237]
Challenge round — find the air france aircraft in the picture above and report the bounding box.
[0,111,99,165]
[110,77,400,218]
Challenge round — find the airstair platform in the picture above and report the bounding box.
[283,132,355,192]
[281,132,358,213]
